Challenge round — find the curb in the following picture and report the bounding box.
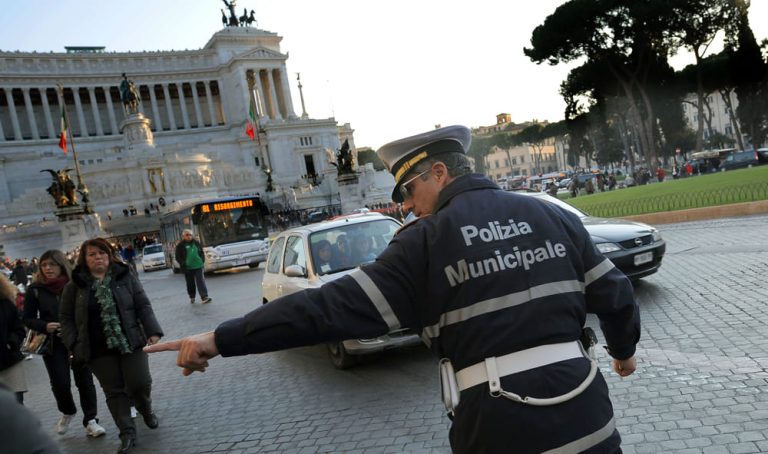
[621,200,768,225]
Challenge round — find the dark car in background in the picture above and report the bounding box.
[757,148,768,164]
[720,150,761,171]
[520,193,666,282]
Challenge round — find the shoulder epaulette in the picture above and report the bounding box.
[395,214,431,235]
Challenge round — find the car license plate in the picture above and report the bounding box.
[634,251,653,266]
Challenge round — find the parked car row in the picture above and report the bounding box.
[720,148,768,171]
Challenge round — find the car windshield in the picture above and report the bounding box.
[308,218,400,275]
[143,245,163,255]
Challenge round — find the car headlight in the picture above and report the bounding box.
[651,229,662,242]
[205,251,220,260]
[596,242,622,254]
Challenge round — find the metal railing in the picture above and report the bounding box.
[578,182,768,218]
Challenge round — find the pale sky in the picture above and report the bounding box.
[1,0,766,149]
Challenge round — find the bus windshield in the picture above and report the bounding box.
[196,205,268,246]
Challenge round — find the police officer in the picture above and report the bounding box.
[146,125,640,453]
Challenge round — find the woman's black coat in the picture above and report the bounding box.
[59,262,163,364]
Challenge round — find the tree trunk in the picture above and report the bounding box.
[605,63,654,168]
[719,88,745,150]
[702,96,715,145]
[695,50,705,154]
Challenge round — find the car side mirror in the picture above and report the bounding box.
[284,264,307,278]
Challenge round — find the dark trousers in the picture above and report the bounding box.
[89,350,153,437]
[184,267,208,299]
[42,338,98,426]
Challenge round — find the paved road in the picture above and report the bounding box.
[22,214,768,453]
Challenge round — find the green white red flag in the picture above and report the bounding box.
[58,105,68,154]
[245,101,256,140]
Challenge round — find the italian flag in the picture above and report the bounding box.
[58,106,68,154]
[245,101,256,140]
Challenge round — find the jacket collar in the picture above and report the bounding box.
[72,262,129,287]
[434,173,500,213]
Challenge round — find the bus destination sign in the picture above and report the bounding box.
[201,199,254,213]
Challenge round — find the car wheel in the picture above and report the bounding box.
[327,341,357,369]
[248,262,260,269]
[262,298,268,305]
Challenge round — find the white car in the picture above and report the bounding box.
[141,244,167,271]
[262,212,421,368]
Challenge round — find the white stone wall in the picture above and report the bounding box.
[0,28,395,228]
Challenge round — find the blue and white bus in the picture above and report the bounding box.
[159,195,271,273]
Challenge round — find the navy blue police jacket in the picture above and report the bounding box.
[215,174,640,453]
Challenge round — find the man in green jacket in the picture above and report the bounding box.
[174,229,211,304]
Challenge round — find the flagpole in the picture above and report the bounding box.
[57,84,91,212]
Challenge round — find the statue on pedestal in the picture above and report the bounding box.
[120,73,141,115]
[41,169,78,208]
[332,139,355,175]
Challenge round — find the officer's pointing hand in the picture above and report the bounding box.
[144,331,220,376]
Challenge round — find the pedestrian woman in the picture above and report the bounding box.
[60,238,164,453]
[23,249,106,438]
[0,273,26,404]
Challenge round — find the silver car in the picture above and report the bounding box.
[262,212,421,368]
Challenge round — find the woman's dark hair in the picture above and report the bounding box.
[77,238,121,269]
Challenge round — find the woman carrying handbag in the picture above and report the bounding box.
[23,249,106,438]
[0,273,27,404]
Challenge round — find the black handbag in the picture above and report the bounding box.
[20,329,51,355]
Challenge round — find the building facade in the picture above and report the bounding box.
[0,27,394,258]
[472,115,558,183]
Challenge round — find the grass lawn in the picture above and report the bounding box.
[564,166,768,217]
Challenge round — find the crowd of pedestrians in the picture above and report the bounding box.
[0,237,165,453]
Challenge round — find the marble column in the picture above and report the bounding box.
[104,86,118,134]
[177,83,191,130]
[39,87,56,139]
[278,69,297,118]
[214,79,226,124]
[204,81,216,126]
[148,85,163,131]
[0,158,11,201]
[0,109,5,141]
[72,87,89,137]
[162,84,177,130]
[190,82,204,128]
[254,73,267,118]
[21,88,40,140]
[142,168,152,194]
[87,87,104,136]
[3,89,23,140]
[267,70,282,120]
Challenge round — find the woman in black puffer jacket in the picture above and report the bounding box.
[23,249,105,438]
[60,238,164,454]
[0,273,26,404]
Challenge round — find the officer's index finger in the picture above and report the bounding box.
[144,339,183,353]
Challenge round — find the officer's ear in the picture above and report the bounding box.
[432,162,448,182]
